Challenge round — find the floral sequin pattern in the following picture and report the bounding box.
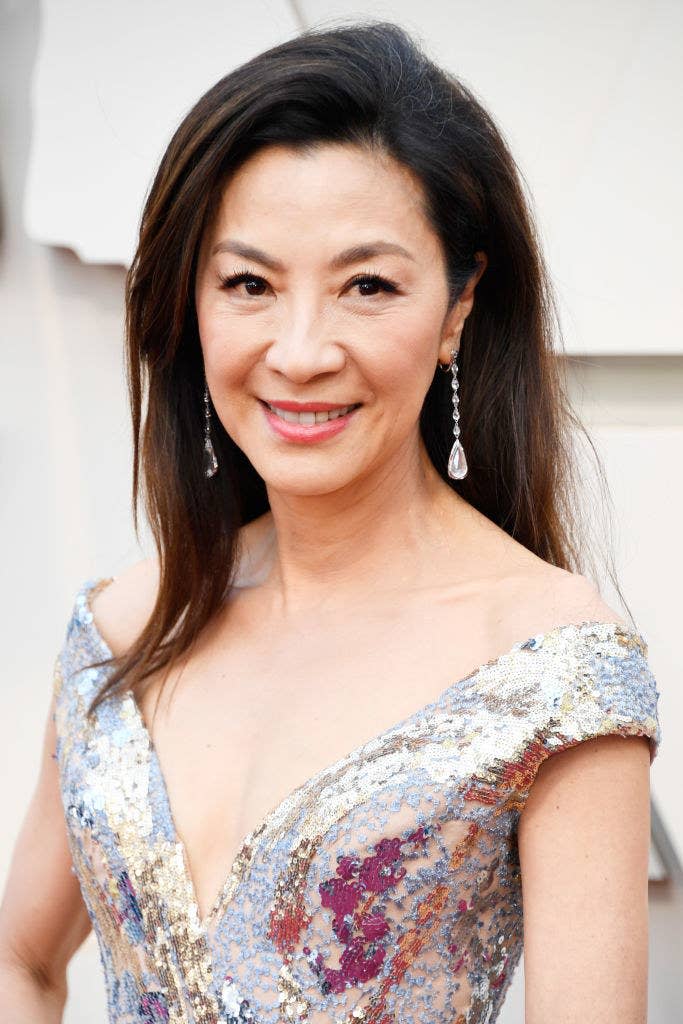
[314,833,417,994]
[53,577,662,1024]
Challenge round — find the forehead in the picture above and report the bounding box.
[206,143,433,246]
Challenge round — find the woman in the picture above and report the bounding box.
[0,19,661,1024]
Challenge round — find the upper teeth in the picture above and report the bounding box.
[268,404,356,424]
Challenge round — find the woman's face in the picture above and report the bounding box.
[194,142,484,498]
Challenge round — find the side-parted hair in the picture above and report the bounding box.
[87,18,629,713]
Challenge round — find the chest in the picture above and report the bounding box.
[132,596,507,921]
[61,582,541,1024]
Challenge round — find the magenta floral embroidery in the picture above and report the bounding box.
[319,875,363,944]
[357,837,407,893]
[335,854,361,881]
[358,911,390,941]
[315,827,439,994]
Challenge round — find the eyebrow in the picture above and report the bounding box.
[210,238,416,270]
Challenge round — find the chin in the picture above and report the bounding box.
[260,464,361,497]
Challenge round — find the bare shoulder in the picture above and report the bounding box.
[536,566,628,628]
[86,513,271,658]
[89,557,160,658]
[455,504,628,634]
[501,561,630,638]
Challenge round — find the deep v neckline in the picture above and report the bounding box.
[81,575,645,935]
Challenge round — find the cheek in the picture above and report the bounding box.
[368,317,439,409]
[197,309,253,389]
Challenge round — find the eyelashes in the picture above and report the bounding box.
[347,271,400,296]
[217,269,269,295]
[218,265,400,298]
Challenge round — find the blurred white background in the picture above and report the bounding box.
[1,1,681,1020]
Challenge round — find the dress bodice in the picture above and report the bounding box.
[52,576,662,1024]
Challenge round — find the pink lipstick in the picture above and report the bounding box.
[259,399,361,444]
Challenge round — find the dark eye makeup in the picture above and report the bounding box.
[218,270,269,296]
[218,265,400,297]
[348,272,400,296]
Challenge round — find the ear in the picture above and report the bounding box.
[437,252,487,367]
[437,327,462,370]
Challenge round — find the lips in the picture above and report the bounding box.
[265,401,360,425]
[260,399,360,443]
[261,399,361,413]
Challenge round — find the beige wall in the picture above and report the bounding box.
[24,0,683,357]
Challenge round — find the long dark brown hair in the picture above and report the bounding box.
[86,18,630,714]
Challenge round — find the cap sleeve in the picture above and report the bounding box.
[51,577,115,720]
[517,622,662,800]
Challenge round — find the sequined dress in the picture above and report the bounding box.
[52,576,662,1024]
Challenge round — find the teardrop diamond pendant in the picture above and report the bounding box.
[446,348,468,480]
[203,381,218,478]
[204,437,218,478]
[447,440,468,480]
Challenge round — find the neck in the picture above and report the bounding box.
[240,438,475,616]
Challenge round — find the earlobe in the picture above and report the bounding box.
[438,334,460,369]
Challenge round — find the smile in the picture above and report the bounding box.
[260,400,362,444]
[266,402,360,424]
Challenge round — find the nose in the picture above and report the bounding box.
[264,310,346,383]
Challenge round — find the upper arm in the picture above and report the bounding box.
[0,558,158,991]
[0,690,92,992]
[518,732,652,1024]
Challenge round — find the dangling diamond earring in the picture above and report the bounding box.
[439,347,468,480]
[203,380,218,478]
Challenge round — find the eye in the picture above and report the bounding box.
[347,273,399,297]
[219,268,269,297]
